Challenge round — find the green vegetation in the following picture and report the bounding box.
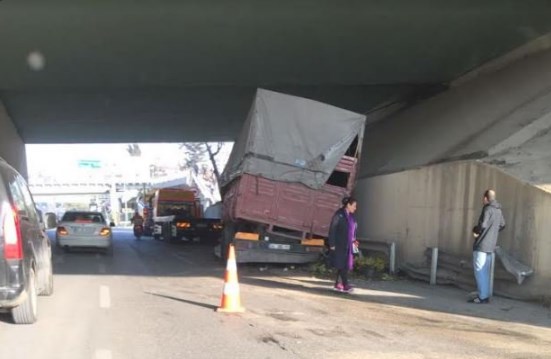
[308,254,398,281]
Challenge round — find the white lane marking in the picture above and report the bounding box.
[98,263,107,274]
[95,349,112,359]
[99,286,111,309]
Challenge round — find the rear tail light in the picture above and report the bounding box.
[99,227,111,236]
[57,226,68,236]
[176,222,191,229]
[212,223,223,231]
[2,203,23,260]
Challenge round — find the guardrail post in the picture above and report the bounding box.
[489,252,496,297]
[389,242,396,275]
[430,247,438,285]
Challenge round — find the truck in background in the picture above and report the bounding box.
[219,89,366,263]
[142,188,223,243]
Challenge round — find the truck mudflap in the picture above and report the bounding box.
[232,239,324,264]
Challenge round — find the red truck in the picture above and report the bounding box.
[219,89,366,263]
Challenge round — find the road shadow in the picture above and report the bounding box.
[45,229,551,330]
[239,274,551,330]
[50,229,225,278]
[0,314,14,324]
[145,291,217,311]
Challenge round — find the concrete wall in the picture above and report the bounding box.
[361,48,551,178]
[355,160,551,299]
[0,101,27,178]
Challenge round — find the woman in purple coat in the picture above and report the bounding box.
[328,197,358,293]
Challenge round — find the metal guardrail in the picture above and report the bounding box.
[428,246,496,297]
[357,238,397,275]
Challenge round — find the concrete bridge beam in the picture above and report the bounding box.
[0,100,27,178]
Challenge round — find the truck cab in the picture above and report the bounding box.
[149,188,222,243]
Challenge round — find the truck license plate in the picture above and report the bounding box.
[268,243,291,250]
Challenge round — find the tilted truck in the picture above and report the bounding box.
[144,188,223,243]
[219,89,366,263]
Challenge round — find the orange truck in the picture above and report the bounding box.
[144,188,222,243]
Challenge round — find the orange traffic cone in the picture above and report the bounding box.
[217,244,245,313]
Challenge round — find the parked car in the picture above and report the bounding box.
[56,211,114,254]
[0,158,54,324]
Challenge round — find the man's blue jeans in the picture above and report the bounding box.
[473,251,492,299]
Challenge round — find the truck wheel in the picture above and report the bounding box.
[221,224,235,261]
[12,268,38,324]
[162,223,172,242]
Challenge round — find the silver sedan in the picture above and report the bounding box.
[56,211,114,254]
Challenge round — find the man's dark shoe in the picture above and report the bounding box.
[468,296,489,304]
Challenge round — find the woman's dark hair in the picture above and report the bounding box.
[341,196,357,207]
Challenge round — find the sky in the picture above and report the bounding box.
[26,142,233,183]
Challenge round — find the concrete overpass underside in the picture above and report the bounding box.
[1,1,551,298]
[1,1,551,144]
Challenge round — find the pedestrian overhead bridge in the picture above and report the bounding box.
[1,1,551,299]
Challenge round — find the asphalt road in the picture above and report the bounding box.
[0,229,550,359]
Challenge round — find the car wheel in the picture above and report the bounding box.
[39,260,54,296]
[12,268,38,324]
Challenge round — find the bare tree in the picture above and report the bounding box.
[204,142,223,185]
[126,143,142,157]
[179,143,207,174]
[179,142,224,184]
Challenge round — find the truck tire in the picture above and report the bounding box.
[12,268,38,324]
[221,224,235,261]
[144,227,153,236]
[162,223,172,242]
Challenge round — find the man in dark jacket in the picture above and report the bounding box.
[470,189,505,304]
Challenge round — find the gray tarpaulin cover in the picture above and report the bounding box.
[221,89,366,189]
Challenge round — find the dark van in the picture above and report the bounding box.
[0,158,53,324]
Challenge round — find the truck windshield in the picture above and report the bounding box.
[157,202,195,217]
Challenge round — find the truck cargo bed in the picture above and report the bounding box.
[223,156,357,239]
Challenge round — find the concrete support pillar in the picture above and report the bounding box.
[0,101,27,178]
